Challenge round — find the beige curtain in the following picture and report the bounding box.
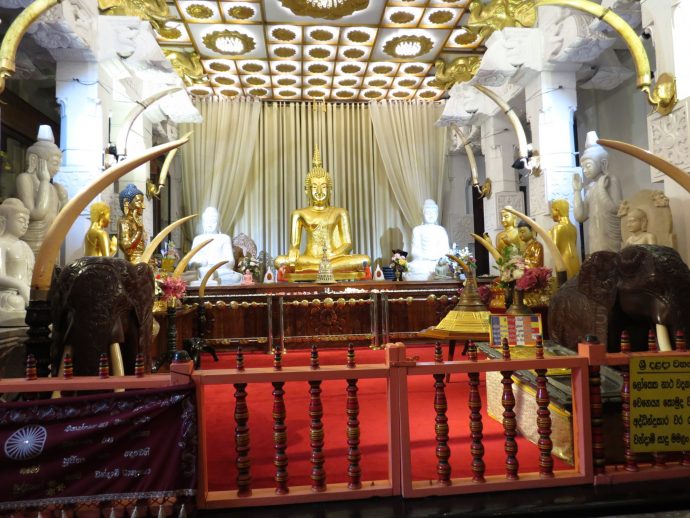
[179,96,262,239]
[369,100,449,228]
[233,101,408,264]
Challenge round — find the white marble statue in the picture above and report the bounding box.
[16,125,68,257]
[617,190,676,249]
[0,198,35,325]
[189,206,242,286]
[622,208,656,247]
[573,131,622,254]
[404,199,450,281]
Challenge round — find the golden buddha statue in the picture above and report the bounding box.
[517,221,543,268]
[548,199,580,278]
[117,184,147,263]
[496,209,523,254]
[84,202,117,257]
[275,146,370,281]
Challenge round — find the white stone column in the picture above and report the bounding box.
[642,0,690,262]
[524,69,579,269]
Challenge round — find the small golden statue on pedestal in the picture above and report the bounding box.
[275,145,370,281]
[84,202,117,257]
[117,184,147,263]
[316,247,336,284]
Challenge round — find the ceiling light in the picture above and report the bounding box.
[216,36,244,54]
[306,0,345,7]
[395,41,421,57]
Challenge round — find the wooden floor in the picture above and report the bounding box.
[197,477,690,517]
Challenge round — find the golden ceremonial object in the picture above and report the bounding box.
[32,136,190,292]
[0,0,60,94]
[316,247,336,284]
[173,238,213,278]
[147,131,192,199]
[471,232,501,262]
[138,214,196,266]
[598,139,690,195]
[116,87,182,158]
[450,124,492,199]
[503,205,568,285]
[536,0,676,115]
[199,260,228,298]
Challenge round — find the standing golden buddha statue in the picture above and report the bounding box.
[84,202,117,257]
[275,146,370,281]
[117,184,147,263]
[548,199,580,278]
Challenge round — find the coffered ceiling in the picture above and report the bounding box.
[154,0,482,101]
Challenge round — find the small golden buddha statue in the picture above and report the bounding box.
[117,183,147,263]
[517,220,543,268]
[274,146,370,281]
[496,209,523,254]
[84,202,117,257]
[548,199,580,278]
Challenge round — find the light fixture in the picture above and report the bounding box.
[279,0,369,20]
[216,35,244,54]
[383,35,433,59]
[306,0,345,7]
[202,29,255,56]
[395,41,421,57]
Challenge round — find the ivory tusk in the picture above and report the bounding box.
[173,238,213,278]
[656,324,672,352]
[598,139,690,195]
[446,254,471,277]
[157,131,192,190]
[471,232,501,261]
[474,84,529,162]
[139,214,197,266]
[31,136,191,292]
[503,206,568,275]
[199,260,229,298]
[450,124,481,188]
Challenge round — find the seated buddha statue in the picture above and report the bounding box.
[188,206,242,286]
[274,146,370,281]
[84,201,118,257]
[623,208,657,247]
[0,198,34,325]
[517,220,543,268]
[405,199,450,281]
[548,199,580,278]
[496,208,523,254]
[117,183,147,263]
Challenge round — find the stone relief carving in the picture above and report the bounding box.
[26,0,97,58]
[647,97,690,173]
[449,125,481,155]
[579,49,634,91]
[494,191,525,226]
[469,28,541,88]
[545,11,616,64]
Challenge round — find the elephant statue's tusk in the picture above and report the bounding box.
[450,124,491,198]
[446,254,471,277]
[31,136,191,293]
[0,0,60,95]
[657,324,672,352]
[535,0,676,115]
[199,260,229,298]
[503,206,569,284]
[173,238,213,279]
[471,232,501,261]
[146,131,193,200]
[598,139,690,195]
[139,214,197,266]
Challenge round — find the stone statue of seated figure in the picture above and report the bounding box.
[0,198,34,325]
[189,207,242,286]
[274,146,370,281]
[623,208,657,247]
[405,199,450,281]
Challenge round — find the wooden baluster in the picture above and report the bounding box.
[309,380,326,491]
[272,381,288,494]
[676,329,686,352]
[134,353,145,377]
[589,362,606,475]
[620,361,638,472]
[535,364,553,477]
[620,330,631,353]
[467,340,485,482]
[236,347,245,371]
[346,378,362,489]
[234,383,252,496]
[501,338,518,480]
[535,335,544,360]
[273,345,282,371]
[311,344,319,369]
[433,373,451,486]
[98,353,110,379]
[347,343,355,369]
[648,329,657,352]
[647,329,666,468]
[63,353,73,379]
[434,341,443,363]
[25,353,37,380]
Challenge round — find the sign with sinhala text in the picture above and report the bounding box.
[630,356,690,452]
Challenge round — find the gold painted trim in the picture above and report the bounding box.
[185,3,213,19]
[31,136,190,292]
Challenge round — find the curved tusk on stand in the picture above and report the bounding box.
[474,84,529,162]
[446,254,471,277]
[139,214,197,266]
[503,206,568,277]
[471,232,501,261]
[31,136,191,292]
[535,0,675,114]
[598,139,690,195]
[116,87,182,157]
[450,124,482,188]
[0,0,60,94]
[156,131,192,192]
[173,239,213,279]
[656,324,672,352]
[199,260,229,298]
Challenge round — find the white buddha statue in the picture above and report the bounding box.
[0,198,35,325]
[404,199,450,281]
[189,207,242,286]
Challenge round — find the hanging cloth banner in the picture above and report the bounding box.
[0,385,197,510]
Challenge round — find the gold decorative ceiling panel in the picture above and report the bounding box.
[154,0,481,101]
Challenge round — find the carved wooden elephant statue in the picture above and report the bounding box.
[549,245,690,352]
[50,257,154,376]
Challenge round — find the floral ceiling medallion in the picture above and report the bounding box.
[186,4,213,19]
[228,5,254,20]
[383,35,434,59]
[202,29,256,56]
[279,0,370,20]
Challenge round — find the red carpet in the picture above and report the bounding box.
[199,346,569,491]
